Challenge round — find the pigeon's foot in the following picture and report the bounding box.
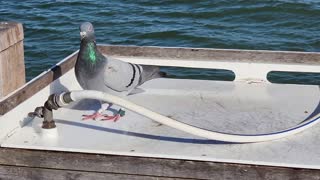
[101,109,125,122]
[101,114,121,122]
[82,112,110,121]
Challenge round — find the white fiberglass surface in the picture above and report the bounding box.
[1,69,320,169]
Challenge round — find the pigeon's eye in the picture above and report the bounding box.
[88,25,93,32]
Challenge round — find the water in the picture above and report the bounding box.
[1,0,320,83]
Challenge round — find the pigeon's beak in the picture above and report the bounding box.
[80,31,86,39]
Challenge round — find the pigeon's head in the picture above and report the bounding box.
[79,22,95,40]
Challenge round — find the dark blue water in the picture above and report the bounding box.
[1,0,320,83]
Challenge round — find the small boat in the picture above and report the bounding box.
[0,45,319,179]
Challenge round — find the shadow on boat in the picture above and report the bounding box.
[55,119,234,145]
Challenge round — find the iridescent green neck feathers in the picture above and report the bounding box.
[87,42,97,64]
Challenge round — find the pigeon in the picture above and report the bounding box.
[75,22,165,121]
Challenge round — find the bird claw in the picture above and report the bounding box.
[101,114,121,122]
[82,112,109,121]
[83,109,125,122]
[101,109,125,122]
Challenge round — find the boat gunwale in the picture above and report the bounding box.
[0,50,78,115]
[98,44,320,65]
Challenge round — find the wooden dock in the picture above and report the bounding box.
[0,22,25,98]
[1,148,320,179]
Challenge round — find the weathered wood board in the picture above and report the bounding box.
[0,22,25,98]
[0,148,319,180]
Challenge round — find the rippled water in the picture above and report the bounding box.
[1,0,320,83]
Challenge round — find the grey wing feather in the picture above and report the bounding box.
[139,65,166,85]
[103,57,165,94]
[103,57,136,92]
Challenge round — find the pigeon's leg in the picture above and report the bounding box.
[82,102,112,120]
[101,108,126,122]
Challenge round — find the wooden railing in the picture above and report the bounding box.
[0,22,25,98]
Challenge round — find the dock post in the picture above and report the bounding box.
[0,22,25,98]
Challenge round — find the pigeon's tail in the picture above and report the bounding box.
[139,65,166,85]
[158,71,167,78]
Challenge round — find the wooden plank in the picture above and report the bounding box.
[0,52,77,115]
[0,148,319,180]
[0,22,25,98]
[98,45,320,65]
[0,165,182,180]
[0,41,25,96]
[0,22,23,52]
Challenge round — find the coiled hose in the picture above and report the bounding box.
[42,90,320,143]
